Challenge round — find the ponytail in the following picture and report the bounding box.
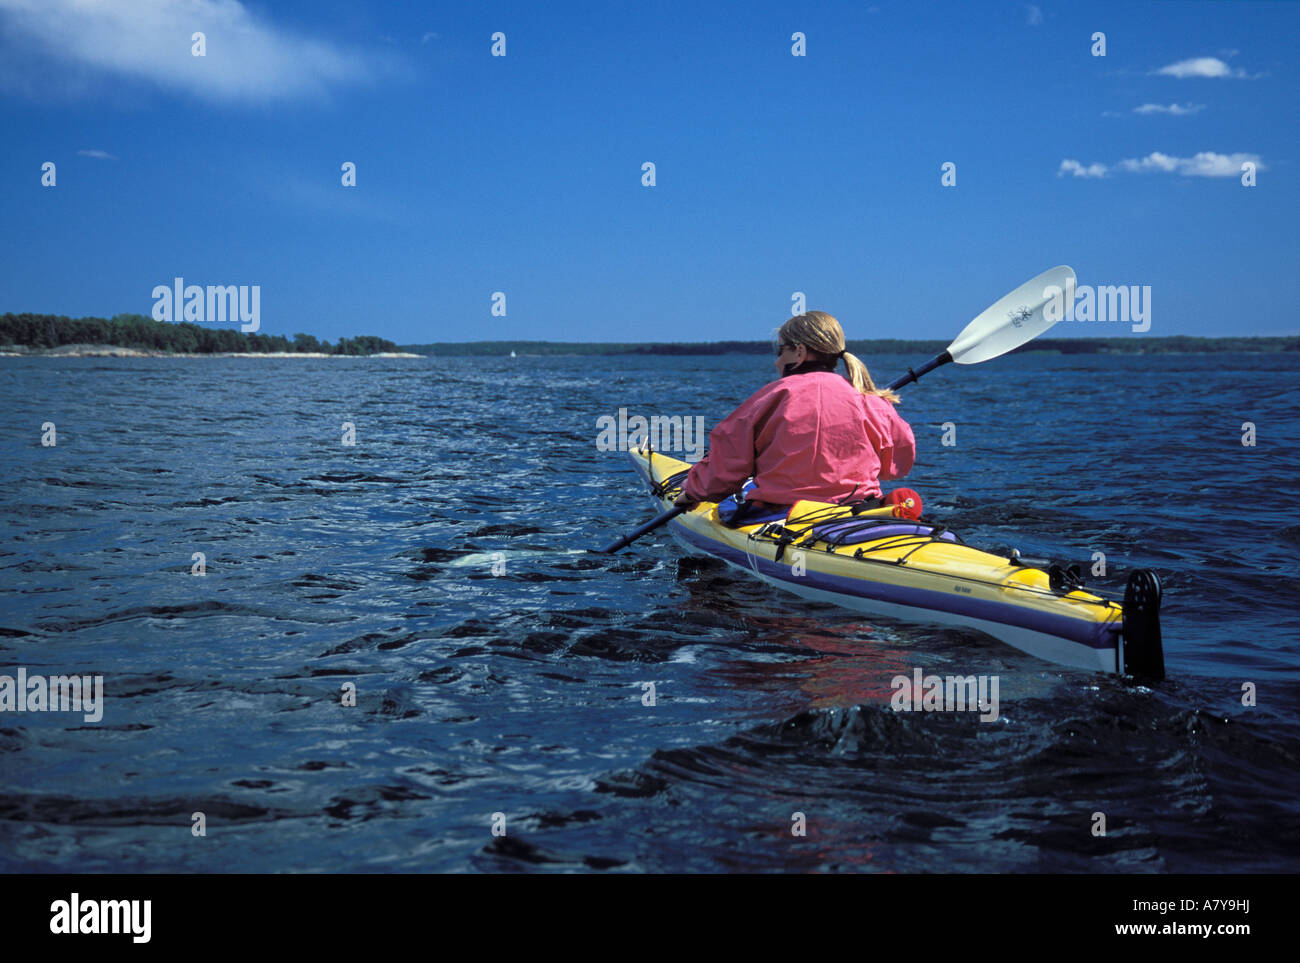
[842,350,900,404]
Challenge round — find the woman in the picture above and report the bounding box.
[673,311,915,513]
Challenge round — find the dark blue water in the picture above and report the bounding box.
[2,352,1298,872]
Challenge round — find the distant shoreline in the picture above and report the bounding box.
[5,313,1297,359]
[0,344,422,359]
[1,313,404,357]
[399,336,1300,357]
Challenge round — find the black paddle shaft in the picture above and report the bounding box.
[599,505,687,554]
[885,350,953,392]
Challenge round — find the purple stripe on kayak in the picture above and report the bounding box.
[668,515,1120,652]
[811,520,959,544]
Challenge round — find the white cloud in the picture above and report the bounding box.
[1118,152,1180,173]
[77,148,116,160]
[421,32,440,45]
[1025,4,1044,26]
[1118,151,1264,177]
[1153,56,1248,79]
[0,0,399,104]
[1133,103,1204,115]
[1058,159,1108,179]
[1060,151,1262,179]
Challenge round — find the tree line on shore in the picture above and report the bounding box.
[6,313,1295,357]
[401,335,1300,356]
[0,313,399,355]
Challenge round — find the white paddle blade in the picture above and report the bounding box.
[946,265,1076,365]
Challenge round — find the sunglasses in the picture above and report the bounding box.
[774,341,796,356]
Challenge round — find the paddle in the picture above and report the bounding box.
[598,266,1075,554]
[598,503,689,554]
[885,264,1074,391]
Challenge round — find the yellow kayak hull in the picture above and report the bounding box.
[627,446,1153,675]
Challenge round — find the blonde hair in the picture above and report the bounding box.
[777,310,900,404]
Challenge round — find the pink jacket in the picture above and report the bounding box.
[683,370,915,505]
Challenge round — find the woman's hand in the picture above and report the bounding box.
[673,491,698,509]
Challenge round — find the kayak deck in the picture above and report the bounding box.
[627,445,1163,677]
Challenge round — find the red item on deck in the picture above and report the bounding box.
[886,488,923,520]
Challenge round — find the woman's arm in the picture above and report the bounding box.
[679,388,774,503]
[866,397,916,481]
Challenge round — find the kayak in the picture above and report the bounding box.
[626,444,1164,678]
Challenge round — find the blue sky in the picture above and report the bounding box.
[1,0,1295,343]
